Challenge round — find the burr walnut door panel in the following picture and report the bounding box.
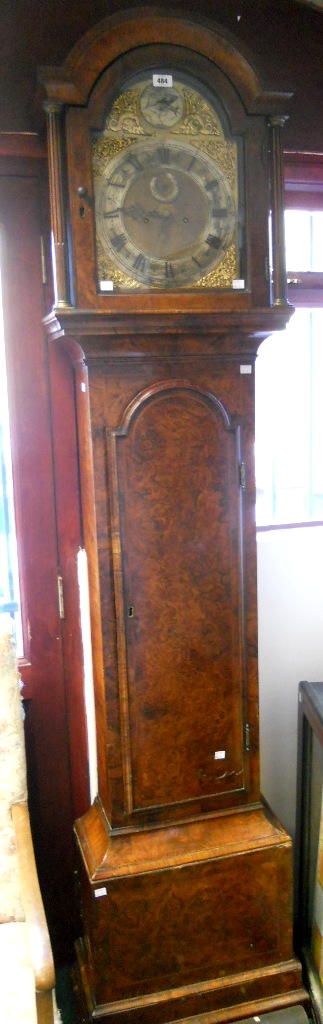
[107,380,247,819]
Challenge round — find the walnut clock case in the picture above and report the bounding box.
[40,10,307,1024]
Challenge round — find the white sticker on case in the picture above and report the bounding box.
[100,280,114,292]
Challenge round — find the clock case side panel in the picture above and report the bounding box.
[71,349,113,820]
[64,45,270,313]
[65,107,95,310]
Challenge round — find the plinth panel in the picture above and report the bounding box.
[74,803,307,1023]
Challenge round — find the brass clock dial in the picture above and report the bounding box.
[96,138,237,288]
[92,74,243,292]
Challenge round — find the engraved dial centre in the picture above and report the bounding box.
[121,165,209,260]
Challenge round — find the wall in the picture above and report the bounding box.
[1,1,323,152]
[257,524,323,839]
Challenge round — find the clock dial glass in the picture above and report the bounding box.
[92,73,244,292]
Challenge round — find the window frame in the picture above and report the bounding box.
[285,152,323,308]
[256,153,323,532]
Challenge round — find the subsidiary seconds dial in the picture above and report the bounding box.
[95,138,237,289]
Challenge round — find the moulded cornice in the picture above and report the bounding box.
[38,6,293,116]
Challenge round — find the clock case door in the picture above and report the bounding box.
[105,377,248,826]
[64,44,270,313]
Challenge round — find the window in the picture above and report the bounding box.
[256,307,323,526]
[256,176,323,529]
[285,210,323,273]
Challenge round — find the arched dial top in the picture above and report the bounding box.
[92,72,243,292]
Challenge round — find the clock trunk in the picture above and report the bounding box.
[79,345,258,831]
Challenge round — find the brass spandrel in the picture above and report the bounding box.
[181,87,223,137]
[191,244,239,289]
[107,89,144,137]
[92,138,130,177]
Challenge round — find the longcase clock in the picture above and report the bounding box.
[39,10,307,1024]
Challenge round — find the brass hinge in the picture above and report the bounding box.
[245,723,250,751]
[57,575,65,620]
[239,461,246,490]
[40,235,47,285]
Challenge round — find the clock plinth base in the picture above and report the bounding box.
[74,801,307,1024]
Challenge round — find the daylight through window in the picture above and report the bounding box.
[256,208,323,528]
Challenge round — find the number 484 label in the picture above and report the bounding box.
[152,74,173,88]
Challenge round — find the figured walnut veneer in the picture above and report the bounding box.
[74,802,305,1023]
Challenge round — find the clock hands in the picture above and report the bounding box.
[104,202,174,225]
[126,203,173,223]
[148,93,179,112]
[128,204,178,242]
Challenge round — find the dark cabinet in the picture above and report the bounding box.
[296,681,323,1023]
